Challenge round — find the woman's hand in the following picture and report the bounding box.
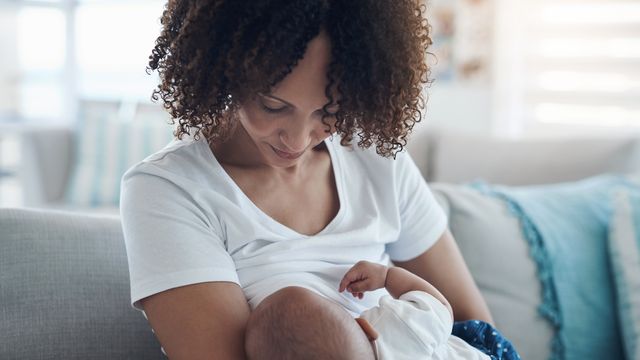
[338,260,389,299]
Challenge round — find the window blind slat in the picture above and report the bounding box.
[526,92,640,108]
[528,103,640,126]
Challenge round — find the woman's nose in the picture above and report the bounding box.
[279,119,315,152]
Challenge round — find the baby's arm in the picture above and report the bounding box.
[339,261,453,319]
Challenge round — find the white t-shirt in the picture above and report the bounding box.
[361,290,491,360]
[120,134,448,318]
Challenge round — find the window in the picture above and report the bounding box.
[4,0,164,123]
[1,0,165,206]
[493,0,640,136]
[17,5,67,120]
[75,1,163,100]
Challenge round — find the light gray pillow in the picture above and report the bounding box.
[431,183,554,360]
[0,207,163,359]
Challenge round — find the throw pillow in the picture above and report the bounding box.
[472,175,627,360]
[608,185,640,360]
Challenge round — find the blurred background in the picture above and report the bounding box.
[0,0,639,209]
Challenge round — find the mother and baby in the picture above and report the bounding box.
[120,1,520,359]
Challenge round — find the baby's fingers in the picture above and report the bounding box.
[339,271,363,292]
[346,279,372,293]
[339,276,352,293]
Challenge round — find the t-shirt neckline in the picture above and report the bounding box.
[198,136,346,238]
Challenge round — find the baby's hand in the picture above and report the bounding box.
[339,260,388,299]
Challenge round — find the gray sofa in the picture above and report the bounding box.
[1,209,164,360]
[4,126,640,359]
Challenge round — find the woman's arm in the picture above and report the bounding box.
[140,281,251,360]
[392,228,495,325]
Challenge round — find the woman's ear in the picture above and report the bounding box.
[355,317,379,341]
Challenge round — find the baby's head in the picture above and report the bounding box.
[245,286,377,360]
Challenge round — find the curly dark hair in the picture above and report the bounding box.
[147,0,433,158]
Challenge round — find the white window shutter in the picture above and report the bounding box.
[494,0,640,136]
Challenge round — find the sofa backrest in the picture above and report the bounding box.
[0,207,163,359]
[415,128,640,186]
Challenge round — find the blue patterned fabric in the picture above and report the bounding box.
[452,320,521,360]
[471,175,629,360]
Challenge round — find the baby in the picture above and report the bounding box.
[244,260,520,360]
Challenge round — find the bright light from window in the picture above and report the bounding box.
[541,3,640,24]
[76,2,162,72]
[537,71,639,93]
[17,7,65,71]
[537,38,640,59]
[75,1,164,99]
[535,103,640,126]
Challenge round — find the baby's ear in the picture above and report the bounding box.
[355,317,379,341]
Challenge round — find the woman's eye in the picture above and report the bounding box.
[260,103,286,113]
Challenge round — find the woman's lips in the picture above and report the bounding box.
[270,145,304,160]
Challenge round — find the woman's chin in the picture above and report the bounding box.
[261,145,310,168]
[270,145,305,160]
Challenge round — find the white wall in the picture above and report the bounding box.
[421,83,493,135]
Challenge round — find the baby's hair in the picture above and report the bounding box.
[245,287,373,360]
[148,0,433,159]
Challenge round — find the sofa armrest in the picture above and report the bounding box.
[20,125,74,207]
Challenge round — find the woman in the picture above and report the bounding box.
[120,1,494,359]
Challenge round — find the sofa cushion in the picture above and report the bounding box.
[431,183,553,360]
[0,208,163,359]
[608,186,640,360]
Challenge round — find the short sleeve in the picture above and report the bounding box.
[120,165,240,312]
[385,150,448,262]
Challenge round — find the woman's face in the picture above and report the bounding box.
[236,29,340,168]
